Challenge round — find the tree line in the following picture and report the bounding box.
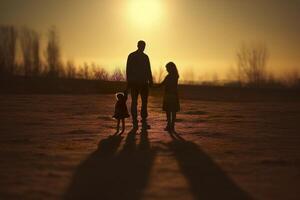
[0,25,126,81]
[0,25,299,88]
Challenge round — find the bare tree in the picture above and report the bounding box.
[65,60,77,79]
[20,28,33,76]
[236,42,269,86]
[92,64,109,80]
[76,65,85,79]
[83,63,90,79]
[76,64,90,79]
[46,27,61,77]
[32,31,41,76]
[0,25,17,77]
[20,28,41,76]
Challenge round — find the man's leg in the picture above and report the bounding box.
[140,85,151,130]
[131,87,139,128]
[164,111,171,131]
[115,119,120,134]
[140,85,149,121]
[171,112,176,131]
[120,119,125,134]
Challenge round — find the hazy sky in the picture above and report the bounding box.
[1,0,299,79]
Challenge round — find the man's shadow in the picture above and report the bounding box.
[65,127,155,200]
[168,131,253,200]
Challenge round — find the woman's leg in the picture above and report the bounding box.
[171,112,176,131]
[165,111,171,131]
[121,118,125,134]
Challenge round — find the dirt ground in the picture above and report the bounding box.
[0,95,299,200]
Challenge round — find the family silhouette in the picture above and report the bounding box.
[114,40,180,134]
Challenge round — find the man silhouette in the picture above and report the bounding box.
[126,40,153,129]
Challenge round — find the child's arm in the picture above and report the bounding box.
[155,76,167,88]
[124,88,128,100]
[123,83,130,100]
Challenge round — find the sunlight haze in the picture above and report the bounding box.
[1,0,300,80]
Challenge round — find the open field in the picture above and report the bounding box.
[1,77,300,102]
[0,94,300,200]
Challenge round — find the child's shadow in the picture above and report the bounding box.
[65,128,155,200]
[168,132,252,200]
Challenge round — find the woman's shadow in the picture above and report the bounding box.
[65,127,155,200]
[168,131,252,200]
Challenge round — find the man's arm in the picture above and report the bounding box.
[146,56,153,86]
[126,54,132,85]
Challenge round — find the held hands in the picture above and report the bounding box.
[123,85,129,99]
[152,84,160,88]
[123,89,128,96]
[149,80,154,88]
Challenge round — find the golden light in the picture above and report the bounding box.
[127,0,163,28]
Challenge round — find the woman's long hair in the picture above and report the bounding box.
[166,62,179,79]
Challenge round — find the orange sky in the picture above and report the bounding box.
[1,0,300,80]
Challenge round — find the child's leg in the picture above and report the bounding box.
[171,112,177,131]
[121,118,125,133]
[165,111,171,130]
[116,119,120,133]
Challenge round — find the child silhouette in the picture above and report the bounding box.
[158,62,180,132]
[112,91,130,134]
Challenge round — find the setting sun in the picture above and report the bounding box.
[127,0,163,28]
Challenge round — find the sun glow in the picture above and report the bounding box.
[127,0,163,28]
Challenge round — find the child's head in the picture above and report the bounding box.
[116,92,125,101]
[166,62,179,78]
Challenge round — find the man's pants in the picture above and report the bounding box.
[130,84,149,123]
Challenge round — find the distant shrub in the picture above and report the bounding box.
[110,68,125,81]
[65,60,77,79]
[93,66,109,81]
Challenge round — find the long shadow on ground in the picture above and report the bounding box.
[65,128,155,200]
[168,132,253,200]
